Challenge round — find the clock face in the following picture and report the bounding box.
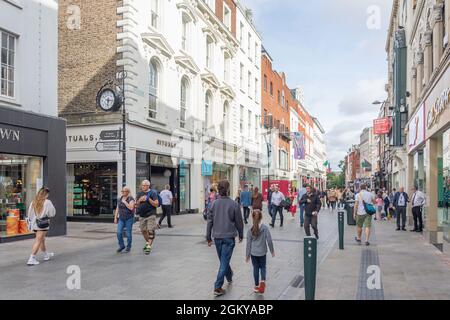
[99,89,116,111]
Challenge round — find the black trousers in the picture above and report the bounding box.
[412,206,423,231]
[304,214,318,237]
[271,205,283,226]
[243,207,250,222]
[159,205,172,227]
[396,207,407,228]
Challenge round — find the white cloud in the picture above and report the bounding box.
[338,78,386,115]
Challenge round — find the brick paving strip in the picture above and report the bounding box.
[355,228,385,300]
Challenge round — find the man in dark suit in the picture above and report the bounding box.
[393,187,409,231]
[300,186,322,240]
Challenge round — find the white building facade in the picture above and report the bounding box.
[62,0,262,218]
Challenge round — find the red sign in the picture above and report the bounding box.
[373,117,392,135]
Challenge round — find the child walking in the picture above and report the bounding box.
[246,209,275,294]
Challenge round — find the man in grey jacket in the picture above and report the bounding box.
[206,180,244,297]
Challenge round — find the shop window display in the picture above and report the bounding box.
[0,154,42,238]
[66,163,117,217]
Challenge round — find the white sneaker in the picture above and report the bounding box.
[27,257,40,266]
[43,252,54,261]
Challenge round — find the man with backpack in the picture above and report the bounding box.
[299,185,322,240]
[136,180,159,254]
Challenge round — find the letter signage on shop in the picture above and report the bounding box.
[408,103,426,152]
[426,87,450,129]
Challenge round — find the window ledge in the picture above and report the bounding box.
[0,96,20,107]
[147,116,167,126]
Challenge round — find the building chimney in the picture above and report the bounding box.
[245,9,253,22]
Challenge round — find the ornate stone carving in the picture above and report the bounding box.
[415,51,424,64]
[424,28,433,46]
[433,3,444,24]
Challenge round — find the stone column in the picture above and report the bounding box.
[411,66,417,108]
[416,51,424,98]
[425,138,439,245]
[423,29,433,85]
[446,0,450,42]
[432,3,445,70]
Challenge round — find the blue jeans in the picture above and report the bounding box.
[271,205,283,226]
[299,204,305,226]
[268,203,273,217]
[214,238,235,290]
[117,217,134,249]
[251,255,267,286]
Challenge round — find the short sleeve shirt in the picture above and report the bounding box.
[137,191,157,217]
[356,190,374,215]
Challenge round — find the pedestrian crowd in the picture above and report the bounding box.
[22,177,429,299]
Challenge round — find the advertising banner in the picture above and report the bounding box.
[292,132,305,160]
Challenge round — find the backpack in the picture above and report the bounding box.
[146,190,162,208]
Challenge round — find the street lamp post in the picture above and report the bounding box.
[119,71,127,188]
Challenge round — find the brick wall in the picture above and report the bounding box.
[58,0,121,119]
[215,0,237,36]
[261,54,291,159]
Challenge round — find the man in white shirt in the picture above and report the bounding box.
[353,184,376,246]
[270,185,285,228]
[411,186,426,232]
[158,185,174,228]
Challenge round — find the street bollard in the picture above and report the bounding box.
[304,236,317,300]
[338,209,344,250]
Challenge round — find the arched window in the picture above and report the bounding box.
[222,101,229,139]
[204,91,212,129]
[180,76,189,129]
[149,58,160,118]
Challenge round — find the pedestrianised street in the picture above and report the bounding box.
[1,207,450,300]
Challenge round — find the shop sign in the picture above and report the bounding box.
[0,127,20,142]
[408,103,426,153]
[373,117,392,135]
[157,139,178,148]
[426,87,450,129]
[0,123,47,156]
[202,160,213,176]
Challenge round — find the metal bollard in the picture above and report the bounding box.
[304,236,317,300]
[338,209,344,250]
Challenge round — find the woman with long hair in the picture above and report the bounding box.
[289,187,298,219]
[26,187,56,266]
[245,209,275,294]
[251,187,263,211]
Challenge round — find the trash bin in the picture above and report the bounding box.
[345,200,356,225]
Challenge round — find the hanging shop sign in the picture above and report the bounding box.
[202,160,213,176]
[373,117,392,135]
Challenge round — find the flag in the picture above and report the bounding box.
[291,132,305,160]
[323,160,329,167]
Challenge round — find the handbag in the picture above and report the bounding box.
[36,217,50,229]
[360,193,376,215]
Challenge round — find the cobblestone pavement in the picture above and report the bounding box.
[1,206,449,300]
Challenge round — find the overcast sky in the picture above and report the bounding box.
[242,0,391,170]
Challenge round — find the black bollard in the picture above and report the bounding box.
[338,209,344,250]
[304,236,317,300]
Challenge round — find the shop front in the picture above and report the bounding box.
[66,123,199,219]
[407,65,450,248]
[0,106,66,242]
